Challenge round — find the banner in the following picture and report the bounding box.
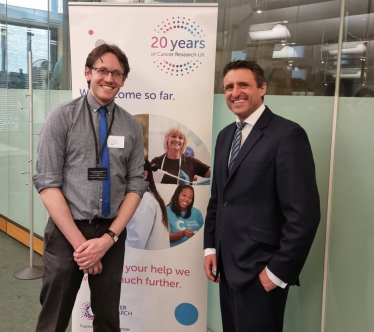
[69,3,217,331]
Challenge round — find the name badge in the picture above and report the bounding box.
[88,168,108,180]
[108,135,125,148]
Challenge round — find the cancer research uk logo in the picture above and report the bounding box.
[81,302,94,321]
[81,302,133,320]
[151,17,206,76]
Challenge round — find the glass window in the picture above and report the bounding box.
[6,0,49,11]
[5,24,50,89]
[7,25,28,78]
[337,1,374,97]
[214,0,372,96]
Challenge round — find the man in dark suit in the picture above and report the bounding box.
[204,60,320,332]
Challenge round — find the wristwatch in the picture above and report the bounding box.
[105,230,119,243]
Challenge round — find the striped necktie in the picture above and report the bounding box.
[228,122,245,173]
[98,107,110,217]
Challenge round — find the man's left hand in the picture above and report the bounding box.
[259,268,277,292]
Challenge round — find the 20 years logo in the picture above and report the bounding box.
[151,17,206,76]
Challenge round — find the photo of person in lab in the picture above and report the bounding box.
[151,126,211,185]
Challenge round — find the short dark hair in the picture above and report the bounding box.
[85,43,130,88]
[169,185,195,218]
[222,60,265,89]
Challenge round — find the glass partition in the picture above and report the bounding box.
[1,2,50,232]
[214,0,351,97]
[0,0,71,235]
[0,2,7,216]
[325,0,374,331]
[0,1,374,332]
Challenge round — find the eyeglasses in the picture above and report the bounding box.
[91,67,125,79]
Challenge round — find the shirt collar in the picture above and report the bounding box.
[236,104,265,127]
[87,90,115,115]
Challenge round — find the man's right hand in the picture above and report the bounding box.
[204,254,220,283]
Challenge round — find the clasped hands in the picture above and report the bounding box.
[183,229,195,238]
[73,236,113,275]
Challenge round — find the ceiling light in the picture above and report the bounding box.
[249,22,291,41]
[320,41,366,55]
[325,68,365,79]
[252,0,263,14]
[272,45,305,59]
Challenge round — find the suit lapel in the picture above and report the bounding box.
[226,107,272,183]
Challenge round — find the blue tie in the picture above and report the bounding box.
[228,122,245,173]
[99,107,110,217]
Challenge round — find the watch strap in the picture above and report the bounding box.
[106,230,118,243]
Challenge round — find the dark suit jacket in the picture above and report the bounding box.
[204,107,320,290]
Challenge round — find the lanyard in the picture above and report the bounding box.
[161,153,182,184]
[85,95,115,167]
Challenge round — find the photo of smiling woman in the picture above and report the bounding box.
[151,126,211,185]
[167,185,204,247]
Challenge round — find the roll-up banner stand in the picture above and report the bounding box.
[69,3,217,331]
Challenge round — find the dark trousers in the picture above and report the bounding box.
[36,218,126,332]
[219,265,289,332]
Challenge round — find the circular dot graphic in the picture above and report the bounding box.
[174,303,199,326]
[153,16,205,75]
[88,30,93,35]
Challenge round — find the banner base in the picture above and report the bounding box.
[14,265,43,280]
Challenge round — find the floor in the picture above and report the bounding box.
[0,230,74,332]
[0,230,44,331]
